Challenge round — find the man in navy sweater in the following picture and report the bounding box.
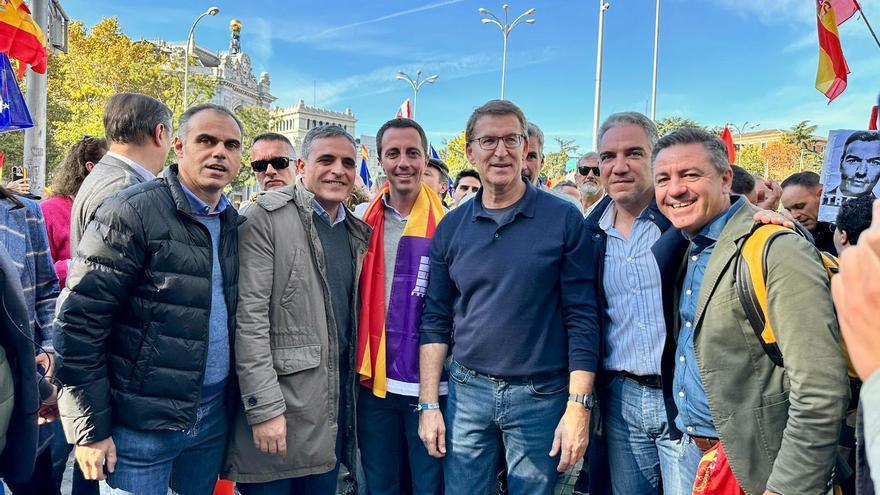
[418,99,597,495]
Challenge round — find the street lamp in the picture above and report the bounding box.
[183,6,220,110]
[479,4,536,100]
[725,121,760,138]
[592,1,610,151]
[396,70,438,120]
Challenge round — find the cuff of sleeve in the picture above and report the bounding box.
[58,382,113,445]
[568,355,598,374]
[242,383,286,426]
[419,330,451,346]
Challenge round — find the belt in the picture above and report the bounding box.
[453,360,566,384]
[608,370,662,389]
[691,435,720,453]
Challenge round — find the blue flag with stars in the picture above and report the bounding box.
[0,54,34,133]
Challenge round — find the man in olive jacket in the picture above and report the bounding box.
[223,125,370,495]
[652,128,849,495]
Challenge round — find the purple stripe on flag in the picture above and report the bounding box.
[384,236,432,384]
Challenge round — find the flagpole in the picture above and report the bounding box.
[592,1,610,151]
[650,0,660,121]
[856,3,880,49]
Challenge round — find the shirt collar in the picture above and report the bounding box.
[313,198,347,226]
[381,193,409,222]
[598,199,655,233]
[472,177,537,221]
[105,151,156,183]
[685,196,745,252]
[177,180,230,216]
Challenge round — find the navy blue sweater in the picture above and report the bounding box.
[419,181,599,376]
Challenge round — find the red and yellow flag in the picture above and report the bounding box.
[0,0,48,77]
[815,0,850,102]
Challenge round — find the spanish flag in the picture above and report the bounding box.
[0,0,48,77]
[815,0,850,102]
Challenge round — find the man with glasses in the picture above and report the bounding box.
[418,100,596,495]
[250,133,296,191]
[575,152,605,217]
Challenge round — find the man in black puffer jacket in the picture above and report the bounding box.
[54,103,245,495]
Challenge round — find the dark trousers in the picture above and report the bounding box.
[4,448,60,495]
[357,390,445,495]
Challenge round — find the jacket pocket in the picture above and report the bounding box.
[273,344,321,375]
[755,391,790,462]
[279,248,307,307]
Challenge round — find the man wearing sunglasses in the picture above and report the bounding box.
[575,152,605,217]
[250,133,296,191]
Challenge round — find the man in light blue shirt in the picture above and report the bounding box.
[583,112,682,495]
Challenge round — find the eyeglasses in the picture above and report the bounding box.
[469,134,525,151]
[251,156,293,173]
[578,166,601,176]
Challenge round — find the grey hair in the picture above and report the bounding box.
[178,104,244,141]
[579,151,599,163]
[553,180,578,191]
[301,124,357,159]
[652,127,731,174]
[103,93,173,145]
[597,112,659,151]
[527,122,544,152]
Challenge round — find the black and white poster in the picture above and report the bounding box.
[819,129,880,222]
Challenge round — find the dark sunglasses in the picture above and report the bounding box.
[251,157,293,173]
[578,166,600,176]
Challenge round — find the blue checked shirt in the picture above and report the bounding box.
[599,201,665,376]
[673,197,745,438]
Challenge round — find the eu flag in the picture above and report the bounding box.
[0,53,34,133]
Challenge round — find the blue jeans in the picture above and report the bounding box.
[98,392,228,495]
[444,359,567,495]
[357,389,444,495]
[602,374,682,494]
[672,434,706,495]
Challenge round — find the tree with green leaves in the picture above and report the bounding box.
[543,138,580,181]
[656,117,702,136]
[439,131,473,179]
[736,145,765,176]
[44,18,215,178]
[227,105,277,191]
[783,120,818,150]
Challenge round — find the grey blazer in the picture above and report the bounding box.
[69,154,153,251]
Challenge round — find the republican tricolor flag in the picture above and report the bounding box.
[0,0,48,78]
[815,0,857,102]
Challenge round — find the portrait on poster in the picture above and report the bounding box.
[818,129,880,223]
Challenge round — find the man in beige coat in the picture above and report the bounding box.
[223,125,370,494]
[653,127,849,494]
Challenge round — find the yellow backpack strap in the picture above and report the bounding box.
[735,224,792,367]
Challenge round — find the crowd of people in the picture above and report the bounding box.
[0,91,878,495]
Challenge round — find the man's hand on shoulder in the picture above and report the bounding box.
[550,402,589,472]
[76,436,116,481]
[418,409,446,458]
[252,414,287,457]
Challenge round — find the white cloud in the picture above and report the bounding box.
[273,47,563,107]
[710,0,815,26]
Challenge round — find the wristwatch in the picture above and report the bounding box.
[568,393,596,410]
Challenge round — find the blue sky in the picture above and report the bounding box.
[62,0,880,152]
